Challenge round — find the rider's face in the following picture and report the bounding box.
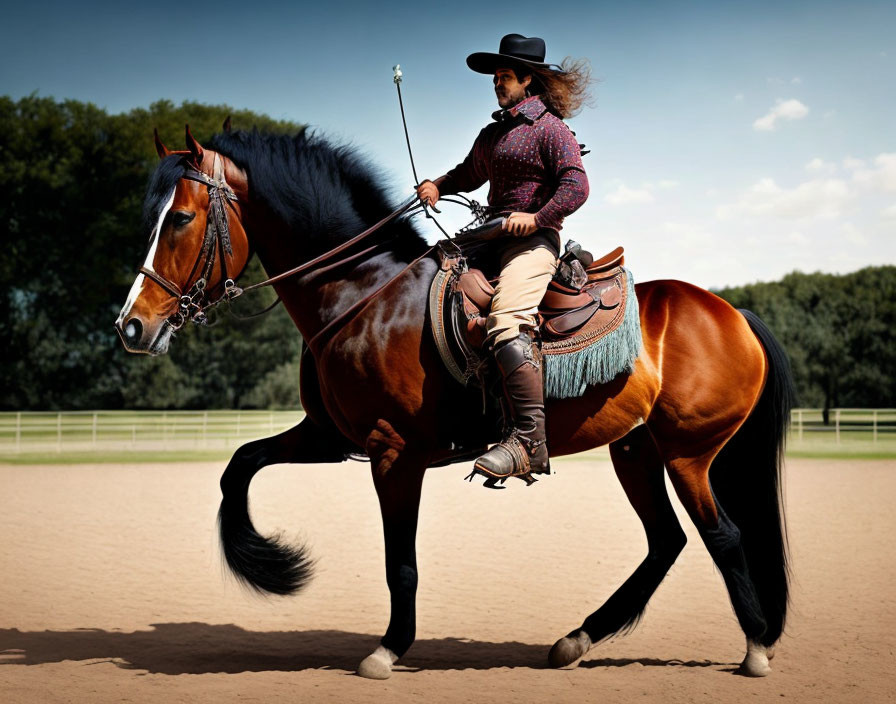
[493,68,531,109]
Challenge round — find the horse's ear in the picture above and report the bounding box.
[185,124,204,166]
[154,128,171,159]
[222,115,232,133]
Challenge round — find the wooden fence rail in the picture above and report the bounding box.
[0,410,304,454]
[1,408,894,455]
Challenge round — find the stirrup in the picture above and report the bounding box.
[464,433,545,489]
[464,467,538,489]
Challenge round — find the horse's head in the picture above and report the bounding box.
[115,125,250,355]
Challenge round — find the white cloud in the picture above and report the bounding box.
[716,176,850,220]
[753,99,809,131]
[605,184,654,205]
[805,158,835,174]
[850,153,896,192]
[639,179,679,191]
[766,76,801,86]
[663,221,713,248]
[734,93,744,102]
[882,204,896,219]
[843,156,866,171]
[841,223,868,246]
[605,179,677,206]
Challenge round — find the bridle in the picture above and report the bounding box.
[136,151,484,338]
[135,73,489,338]
[139,153,243,330]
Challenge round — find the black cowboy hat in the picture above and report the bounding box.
[466,33,564,75]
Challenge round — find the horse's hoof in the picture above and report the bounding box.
[738,641,772,677]
[548,630,592,669]
[357,645,397,680]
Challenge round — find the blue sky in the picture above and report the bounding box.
[2,0,894,287]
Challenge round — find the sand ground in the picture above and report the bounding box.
[1,456,894,703]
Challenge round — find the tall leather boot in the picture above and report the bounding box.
[468,332,550,486]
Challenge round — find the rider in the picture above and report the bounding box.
[417,33,591,483]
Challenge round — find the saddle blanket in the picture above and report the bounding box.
[429,250,643,399]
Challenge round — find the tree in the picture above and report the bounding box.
[1,96,304,410]
[715,267,896,419]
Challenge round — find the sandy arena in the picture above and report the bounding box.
[1,456,894,703]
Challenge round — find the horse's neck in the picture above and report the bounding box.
[249,215,418,344]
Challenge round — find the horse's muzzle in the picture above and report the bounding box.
[114,317,171,355]
[119,317,143,346]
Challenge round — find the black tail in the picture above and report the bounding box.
[217,443,314,596]
[709,309,796,646]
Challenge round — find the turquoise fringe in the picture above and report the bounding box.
[544,269,642,399]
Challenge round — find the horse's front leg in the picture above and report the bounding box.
[357,421,427,679]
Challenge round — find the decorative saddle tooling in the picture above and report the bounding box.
[429,226,643,400]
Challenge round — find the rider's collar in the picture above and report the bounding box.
[491,95,549,124]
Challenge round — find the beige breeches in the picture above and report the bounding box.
[486,244,559,346]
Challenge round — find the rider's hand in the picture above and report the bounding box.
[416,180,440,207]
[503,212,538,236]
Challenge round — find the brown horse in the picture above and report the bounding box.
[115,125,794,680]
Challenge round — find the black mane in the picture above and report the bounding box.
[206,129,427,261]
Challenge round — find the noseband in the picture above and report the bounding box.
[139,153,242,330]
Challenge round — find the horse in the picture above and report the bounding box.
[115,124,795,680]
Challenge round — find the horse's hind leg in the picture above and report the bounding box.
[665,452,772,677]
[550,425,687,668]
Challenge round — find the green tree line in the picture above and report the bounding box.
[1,96,893,412]
[1,95,305,410]
[715,266,896,419]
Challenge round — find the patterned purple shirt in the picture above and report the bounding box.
[440,95,589,231]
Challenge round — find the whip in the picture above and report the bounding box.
[393,64,491,238]
[392,65,423,194]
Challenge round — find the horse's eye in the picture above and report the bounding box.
[172,211,196,228]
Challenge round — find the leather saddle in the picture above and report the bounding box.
[429,219,632,387]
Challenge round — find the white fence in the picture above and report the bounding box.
[0,410,304,455]
[0,408,893,457]
[790,408,896,444]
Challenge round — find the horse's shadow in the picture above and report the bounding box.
[0,623,732,675]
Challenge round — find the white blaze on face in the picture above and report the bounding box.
[116,189,176,326]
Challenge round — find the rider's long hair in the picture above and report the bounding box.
[518,58,594,119]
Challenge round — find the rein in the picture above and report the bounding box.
[144,149,488,348]
[142,153,425,331]
[234,193,420,295]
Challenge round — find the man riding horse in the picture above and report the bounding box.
[417,33,592,485]
[119,36,793,676]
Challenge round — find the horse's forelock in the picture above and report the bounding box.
[142,155,188,239]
